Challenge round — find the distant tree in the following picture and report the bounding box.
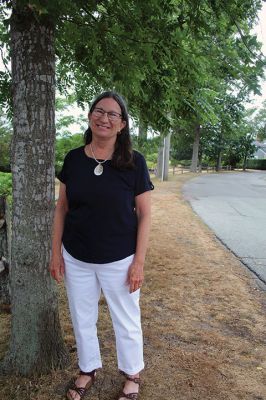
[170,131,193,163]
[249,100,266,141]
[235,134,257,170]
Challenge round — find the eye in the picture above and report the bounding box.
[94,108,104,115]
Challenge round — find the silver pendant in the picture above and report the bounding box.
[94,164,103,176]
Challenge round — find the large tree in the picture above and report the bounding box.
[1,1,69,376]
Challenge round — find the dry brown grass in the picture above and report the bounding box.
[1,173,266,399]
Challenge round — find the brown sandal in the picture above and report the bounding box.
[66,369,96,400]
[118,370,141,400]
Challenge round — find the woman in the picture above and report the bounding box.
[49,91,153,400]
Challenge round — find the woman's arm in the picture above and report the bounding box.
[49,182,68,283]
[127,190,151,293]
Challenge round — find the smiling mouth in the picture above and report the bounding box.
[96,124,110,129]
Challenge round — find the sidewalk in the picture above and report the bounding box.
[1,173,266,399]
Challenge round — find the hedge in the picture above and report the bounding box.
[0,172,12,196]
[246,159,266,170]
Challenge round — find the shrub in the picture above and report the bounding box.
[146,152,158,164]
[246,159,266,170]
[146,160,156,170]
[178,160,191,167]
[0,172,12,197]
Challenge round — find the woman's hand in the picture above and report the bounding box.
[126,260,144,293]
[49,253,65,283]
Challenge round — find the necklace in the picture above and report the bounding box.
[90,144,112,176]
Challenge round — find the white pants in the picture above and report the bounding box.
[63,247,144,375]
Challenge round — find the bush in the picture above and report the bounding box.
[55,134,84,176]
[146,152,158,164]
[0,172,12,205]
[235,162,243,169]
[246,159,266,170]
[0,172,12,197]
[178,160,191,167]
[146,160,156,170]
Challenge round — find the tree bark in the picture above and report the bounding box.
[1,4,69,376]
[243,154,247,171]
[198,152,202,173]
[215,129,223,172]
[0,196,10,305]
[156,132,171,181]
[156,143,164,178]
[190,124,201,172]
[163,132,171,181]
[215,150,223,171]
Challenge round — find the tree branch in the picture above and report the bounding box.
[234,19,263,60]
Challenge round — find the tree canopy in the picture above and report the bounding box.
[1,0,265,132]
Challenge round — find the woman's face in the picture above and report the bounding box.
[88,98,126,141]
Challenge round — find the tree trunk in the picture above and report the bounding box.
[216,150,222,171]
[190,124,200,172]
[198,152,202,173]
[156,132,171,181]
[0,196,10,305]
[156,143,164,178]
[138,118,147,139]
[215,128,223,172]
[163,132,171,181]
[1,5,69,376]
[243,154,247,171]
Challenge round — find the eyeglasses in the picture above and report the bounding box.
[92,107,122,121]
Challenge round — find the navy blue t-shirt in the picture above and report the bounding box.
[58,146,154,263]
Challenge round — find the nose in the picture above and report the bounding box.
[100,112,109,122]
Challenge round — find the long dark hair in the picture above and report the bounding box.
[84,91,134,169]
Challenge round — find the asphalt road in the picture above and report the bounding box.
[182,171,266,284]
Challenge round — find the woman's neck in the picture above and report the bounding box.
[87,140,115,160]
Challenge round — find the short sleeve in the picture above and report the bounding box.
[134,152,154,196]
[57,151,71,184]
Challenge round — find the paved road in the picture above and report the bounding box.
[182,171,266,284]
